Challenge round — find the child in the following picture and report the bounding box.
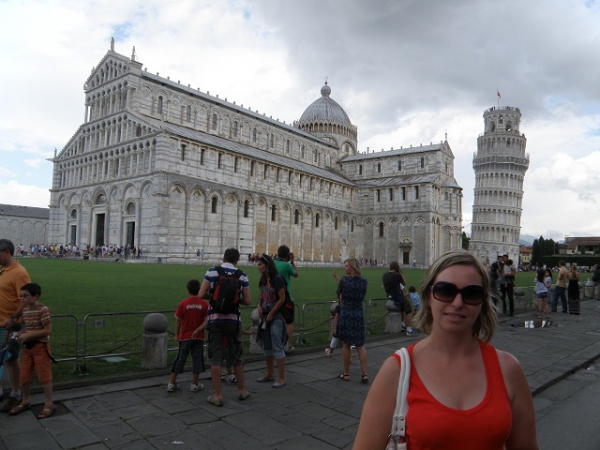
[167,279,209,392]
[535,269,551,319]
[9,283,55,419]
[408,286,421,313]
[325,301,341,357]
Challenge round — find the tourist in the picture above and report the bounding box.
[256,254,287,388]
[336,258,369,384]
[0,239,31,413]
[382,262,417,336]
[353,250,538,449]
[273,245,298,354]
[551,260,568,313]
[567,263,580,315]
[534,269,551,320]
[197,248,252,406]
[167,279,209,393]
[8,283,56,419]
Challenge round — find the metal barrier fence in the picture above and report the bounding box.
[46,291,545,376]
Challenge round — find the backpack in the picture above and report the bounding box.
[280,278,295,324]
[210,266,243,314]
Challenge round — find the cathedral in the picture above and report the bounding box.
[48,42,463,265]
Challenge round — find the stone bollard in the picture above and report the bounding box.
[514,288,526,312]
[142,313,168,369]
[584,281,594,299]
[385,300,404,333]
[248,308,262,354]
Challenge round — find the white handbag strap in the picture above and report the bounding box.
[388,347,410,445]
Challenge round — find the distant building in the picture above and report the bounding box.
[560,236,600,255]
[47,43,463,264]
[469,106,529,265]
[0,204,49,246]
[519,245,532,265]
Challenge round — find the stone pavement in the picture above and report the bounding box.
[1,300,600,450]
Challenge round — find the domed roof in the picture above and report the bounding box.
[298,82,352,126]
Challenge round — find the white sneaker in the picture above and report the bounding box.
[167,383,179,392]
[228,374,237,383]
[190,383,204,392]
[325,348,333,357]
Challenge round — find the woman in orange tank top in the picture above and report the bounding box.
[353,250,538,450]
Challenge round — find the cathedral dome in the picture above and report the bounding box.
[298,82,352,126]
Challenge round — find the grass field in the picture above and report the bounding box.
[13,257,540,385]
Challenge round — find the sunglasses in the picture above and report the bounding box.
[430,282,485,305]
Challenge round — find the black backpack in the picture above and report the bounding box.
[210,266,243,314]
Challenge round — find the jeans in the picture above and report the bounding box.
[551,286,567,312]
[501,283,514,315]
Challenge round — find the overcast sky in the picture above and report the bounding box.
[1,0,600,243]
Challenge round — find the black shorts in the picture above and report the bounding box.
[207,322,243,367]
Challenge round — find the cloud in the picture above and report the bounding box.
[0,181,50,208]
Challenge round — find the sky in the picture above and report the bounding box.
[1,0,600,243]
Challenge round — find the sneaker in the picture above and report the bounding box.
[0,397,20,413]
[190,383,204,392]
[406,329,419,337]
[351,345,356,350]
[166,383,179,393]
[228,374,237,383]
[238,390,251,401]
[285,346,295,355]
[324,348,333,357]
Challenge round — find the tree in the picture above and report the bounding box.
[461,232,470,250]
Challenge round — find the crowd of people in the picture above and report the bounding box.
[1,238,542,447]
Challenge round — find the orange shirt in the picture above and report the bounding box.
[392,341,512,449]
[0,261,31,322]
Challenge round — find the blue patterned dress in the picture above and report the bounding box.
[337,275,368,346]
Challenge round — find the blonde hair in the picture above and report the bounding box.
[344,258,362,277]
[414,250,497,342]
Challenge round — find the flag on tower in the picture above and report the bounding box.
[497,90,501,99]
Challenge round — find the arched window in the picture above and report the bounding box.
[398,160,402,171]
[270,134,274,148]
[211,197,218,214]
[233,121,239,137]
[244,200,249,218]
[136,125,142,137]
[71,209,78,219]
[126,202,136,215]
[376,189,381,202]
[294,209,300,225]
[186,105,191,122]
[379,222,385,237]
[359,164,363,175]
[252,128,257,142]
[377,162,381,173]
[271,205,277,222]
[301,145,305,159]
[351,220,355,232]
[420,157,425,169]
[335,217,338,230]
[286,140,290,153]
[315,213,320,228]
[211,114,217,130]
[157,96,163,114]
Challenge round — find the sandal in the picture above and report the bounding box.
[9,403,31,416]
[361,374,369,384]
[37,405,55,419]
[338,373,350,381]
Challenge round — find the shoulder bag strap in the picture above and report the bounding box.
[387,347,410,450]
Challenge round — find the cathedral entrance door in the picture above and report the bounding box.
[95,213,105,246]
[403,251,410,265]
[126,221,135,246]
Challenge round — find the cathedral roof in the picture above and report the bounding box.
[298,83,352,126]
[146,118,355,186]
[353,173,461,189]
[341,142,450,162]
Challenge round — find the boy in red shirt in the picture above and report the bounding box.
[167,279,209,392]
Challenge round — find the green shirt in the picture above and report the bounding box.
[274,259,297,301]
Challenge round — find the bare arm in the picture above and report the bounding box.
[173,317,182,341]
[267,287,286,322]
[192,316,209,339]
[290,254,299,278]
[197,279,211,299]
[498,350,539,450]
[353,356,400,450]
[241,286,252,306]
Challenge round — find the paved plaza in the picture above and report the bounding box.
[1,300,600,449]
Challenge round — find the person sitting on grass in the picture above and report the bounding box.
[167,279,209,393]
[9,283,56,419]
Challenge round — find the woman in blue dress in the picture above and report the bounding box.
[336,258,369,383]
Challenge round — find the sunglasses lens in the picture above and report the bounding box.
[432,282,457,302]
[462,286,485,305]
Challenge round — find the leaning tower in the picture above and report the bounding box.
[469,106,529,265]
